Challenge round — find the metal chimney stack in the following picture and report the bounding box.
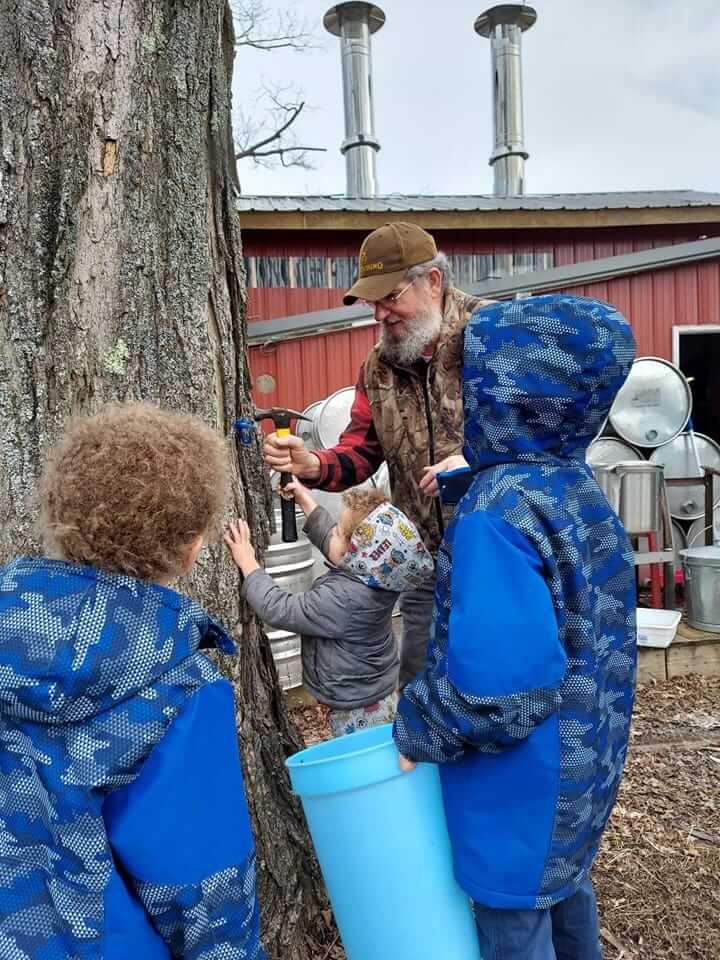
[475,4,536,196]
[324,3,385,198]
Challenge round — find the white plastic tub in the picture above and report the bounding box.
[636,608,682,648]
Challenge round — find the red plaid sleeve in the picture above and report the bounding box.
[311,366,384,491]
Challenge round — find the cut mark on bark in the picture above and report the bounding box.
[102,140,118,176]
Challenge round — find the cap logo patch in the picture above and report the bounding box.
[360,249,384,275]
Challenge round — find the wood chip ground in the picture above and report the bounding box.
[291,676,720,960]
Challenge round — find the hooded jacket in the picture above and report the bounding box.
[393,295,637,909]
[243,504,434,710]
[0,557,264,960]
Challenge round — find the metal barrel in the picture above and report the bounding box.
[608,357,692,448]
[649,431,720,520]
[686,507,720,549]
[295,400,323,451]
[586,437,644,468]
[299,386,393,577]
[313,386,356,450]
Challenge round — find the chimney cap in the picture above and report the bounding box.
[474,4,537,37]
[324,2,386,37]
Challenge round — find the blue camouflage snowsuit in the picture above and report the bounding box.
[394,294,637,913]
[0,557,264,960]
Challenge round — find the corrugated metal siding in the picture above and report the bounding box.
[238,191,720,213]
[248,259,720,419]
[249,324,377,422]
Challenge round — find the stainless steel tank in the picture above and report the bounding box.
[592,461,665,534]
[608,357,692,448]
[649,431,720,520]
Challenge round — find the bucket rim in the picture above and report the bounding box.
[679,545,720,565]
[285,723,395,771]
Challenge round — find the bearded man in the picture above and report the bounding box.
[263,222,492,687]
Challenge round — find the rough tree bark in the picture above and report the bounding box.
[0,3,333,957]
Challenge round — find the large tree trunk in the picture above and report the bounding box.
[0,3,333,957]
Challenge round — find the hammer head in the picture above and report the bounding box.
[253,406,311,430]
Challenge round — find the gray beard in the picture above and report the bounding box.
[379,304,443,366]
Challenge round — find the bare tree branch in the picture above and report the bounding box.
[231,0,315,51]
[236,100,305,156]
[234,87,326,171]
[231,4,324,172]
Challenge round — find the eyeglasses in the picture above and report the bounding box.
[361,278,416,309]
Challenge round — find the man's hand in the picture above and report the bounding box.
[419,454,469,498]
[263,433,322,481]
[223,519,261,577]
[398,755,417,773]
[280,478,317,518]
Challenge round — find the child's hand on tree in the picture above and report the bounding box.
[224,519,261,577]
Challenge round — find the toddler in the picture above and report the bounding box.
[225,479,434,737]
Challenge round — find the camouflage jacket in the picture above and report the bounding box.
[313,288,488,554]
[364,288,489,553]
[0,557,265,960]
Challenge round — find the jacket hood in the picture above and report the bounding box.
[342,504,434,592]
[463,295,636,470]
[0,557,234,725]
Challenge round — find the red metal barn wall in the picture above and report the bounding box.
[563,259,720,357]
[248,258,720,416]
[245,224,720,414]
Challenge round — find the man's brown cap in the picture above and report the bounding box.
[343,221,438,305]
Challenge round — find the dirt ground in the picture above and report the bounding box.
[291,675,720,960]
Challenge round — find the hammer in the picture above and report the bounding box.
[253,407,311,542]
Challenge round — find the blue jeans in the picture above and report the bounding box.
[472,877,603,960]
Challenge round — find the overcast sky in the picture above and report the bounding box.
[232,0,720,197]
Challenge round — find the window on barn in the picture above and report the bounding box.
[244,251,554,288]
[254,256,289,287]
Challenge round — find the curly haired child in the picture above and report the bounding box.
[0,402,265,960]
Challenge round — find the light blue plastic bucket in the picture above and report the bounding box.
[286,723,481,960]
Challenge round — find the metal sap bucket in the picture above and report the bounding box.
[649,432,720,520]
[608,357,692,448]
[592,461,665,534]
[264,502,315,690]
[586,437,644,468]
[680,546,720,633]
[686,507,720,549]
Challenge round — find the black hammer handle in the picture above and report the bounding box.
[280,471,298,542]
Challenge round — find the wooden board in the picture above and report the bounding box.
[667,625,720,679]
[637,646,668,683]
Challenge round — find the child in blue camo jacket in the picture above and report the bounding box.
[0,403,265,960]
[394,295,638,960]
